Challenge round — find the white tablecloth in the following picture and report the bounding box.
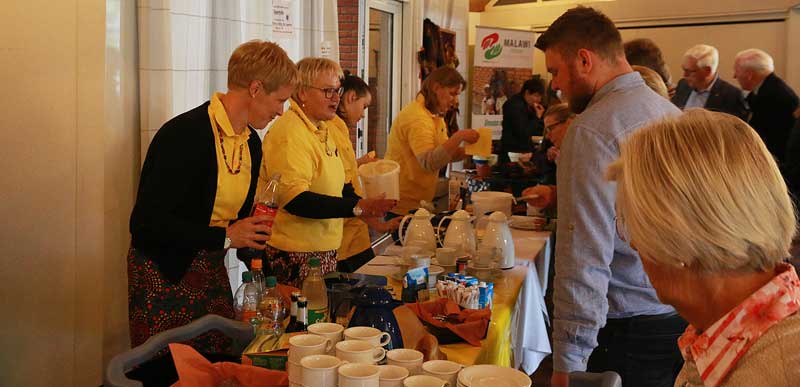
[358,228,552,373]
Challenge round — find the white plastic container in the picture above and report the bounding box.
[359,159,400,200]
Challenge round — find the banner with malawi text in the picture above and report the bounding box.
[471,26,536,140]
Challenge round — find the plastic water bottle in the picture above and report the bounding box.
[259,276,285,335]
[251,259,265,295]
[302,257,328,324]
[234,271,259,323]
[238,174,282,260]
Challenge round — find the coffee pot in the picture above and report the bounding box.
[437,210,476,257]
[398,208,437,253]
[479,211,515,269]
[348,286,404,349]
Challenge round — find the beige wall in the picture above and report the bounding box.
[471,0,800,92]
[0,0,138,385]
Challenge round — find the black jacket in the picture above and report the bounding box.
[501,93,543,157]
[671,77,748,120]
[747,73,800,165]
[130,102,262,283]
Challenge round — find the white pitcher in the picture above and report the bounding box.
[479,211,515,269]
[398,208,437,253]
[437,210,476,257]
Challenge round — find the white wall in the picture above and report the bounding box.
[0,0,138,386]
[471,0,800,92]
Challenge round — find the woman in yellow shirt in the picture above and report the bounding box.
[329,72,402,272]
[261,58,395,287]
[385,66,480,216]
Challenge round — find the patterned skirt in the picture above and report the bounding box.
[127,247,234,354]
[263,244,338,288]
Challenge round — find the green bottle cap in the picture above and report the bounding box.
[309,257,321,267]
[266,276,277,287]
[242,271,252,282]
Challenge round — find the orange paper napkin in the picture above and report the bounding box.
[169,343,289,387]
[405,298,490,346]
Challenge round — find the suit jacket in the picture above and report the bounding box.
[671,77,748,120]
[747,73,800,165]
[500,93,543,156]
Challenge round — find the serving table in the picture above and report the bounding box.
[356,229,553,374]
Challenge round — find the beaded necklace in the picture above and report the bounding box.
[217,124,244,175]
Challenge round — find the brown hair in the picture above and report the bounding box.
[624,38,672,86]
[633,65,669,99]
[543,103,574,124]
[227,40,298,92]
[534,6,623,63]
[419,67,466,113]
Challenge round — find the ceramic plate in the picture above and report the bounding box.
[458,365,531,387]
[508,216,544,231]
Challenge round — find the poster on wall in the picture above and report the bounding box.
[472,26,536,139]
[419,19,461,135]
[272,0,294,38]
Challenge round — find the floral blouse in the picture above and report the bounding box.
[677,263,800,387]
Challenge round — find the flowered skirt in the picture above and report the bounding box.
[127,247,234,354]
[263,244,337,288]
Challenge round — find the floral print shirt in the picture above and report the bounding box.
[677,263,800,387]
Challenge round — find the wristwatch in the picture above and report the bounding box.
[224,236,232,249]
[352,204,363,217]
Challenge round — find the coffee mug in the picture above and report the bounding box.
[287,359,302,383]
[403,375,450,387]
[338,363,381,387]
[288,334,333,362]
[335,340,387,364]
[435,247,456,266]
[300,354,345,387]
[421,360,462,387]
[386,349,424,375]
[344,326,392,347]
[379,364,409,387]
[308,322,344,352]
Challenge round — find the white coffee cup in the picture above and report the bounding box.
[403,374,450,387]
[338,363,381,387]
[300,354,345,387]
[379,365,410,387]
[308,322,345,352]
[421,360,462,387]
[435,247,456,266]
[288,334,333,362]
[336,340,387,364]
[344,326,392,347]
[386,349,424,375]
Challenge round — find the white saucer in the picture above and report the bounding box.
[458,365,531,387]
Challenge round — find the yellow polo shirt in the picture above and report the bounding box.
[208,92,252,227]
[261,99,346,252]
[328,115,372,259]
[385,94,449,215]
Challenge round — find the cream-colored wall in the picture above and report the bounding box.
[0,0,137,385]
[471,0,800,92]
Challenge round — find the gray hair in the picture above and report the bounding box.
[735,48,775,75]
[684,44,719,74]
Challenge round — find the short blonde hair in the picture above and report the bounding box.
[607,109,796,273]
[735,48,775,75]
[633,65,669,99]
[295,57,344,95]
[684,44,719,74]
[227,40,298,92]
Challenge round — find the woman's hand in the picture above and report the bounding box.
[226,214,273,249]
[457,129,480,144]
[364,216,402,233]
[534,102,545,119]
[357,151,377,166]
[357,194,397,218]
[522,185,556,209]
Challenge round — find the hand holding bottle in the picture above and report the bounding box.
[357,193,397,218]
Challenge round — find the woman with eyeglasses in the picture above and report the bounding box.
[386,66,480,216]
[261,58,396,287]
[522,103,574,209]
[128,40,297,350]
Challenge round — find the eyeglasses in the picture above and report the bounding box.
[545,119,567,132]
[309,85,344,100]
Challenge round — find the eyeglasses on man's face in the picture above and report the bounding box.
[309,85,344,99]
[545,119,567,132]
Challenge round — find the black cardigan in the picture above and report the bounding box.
[130,101,262,283]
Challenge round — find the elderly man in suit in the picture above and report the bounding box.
[672,44,747,119]
[734,48,799,166]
